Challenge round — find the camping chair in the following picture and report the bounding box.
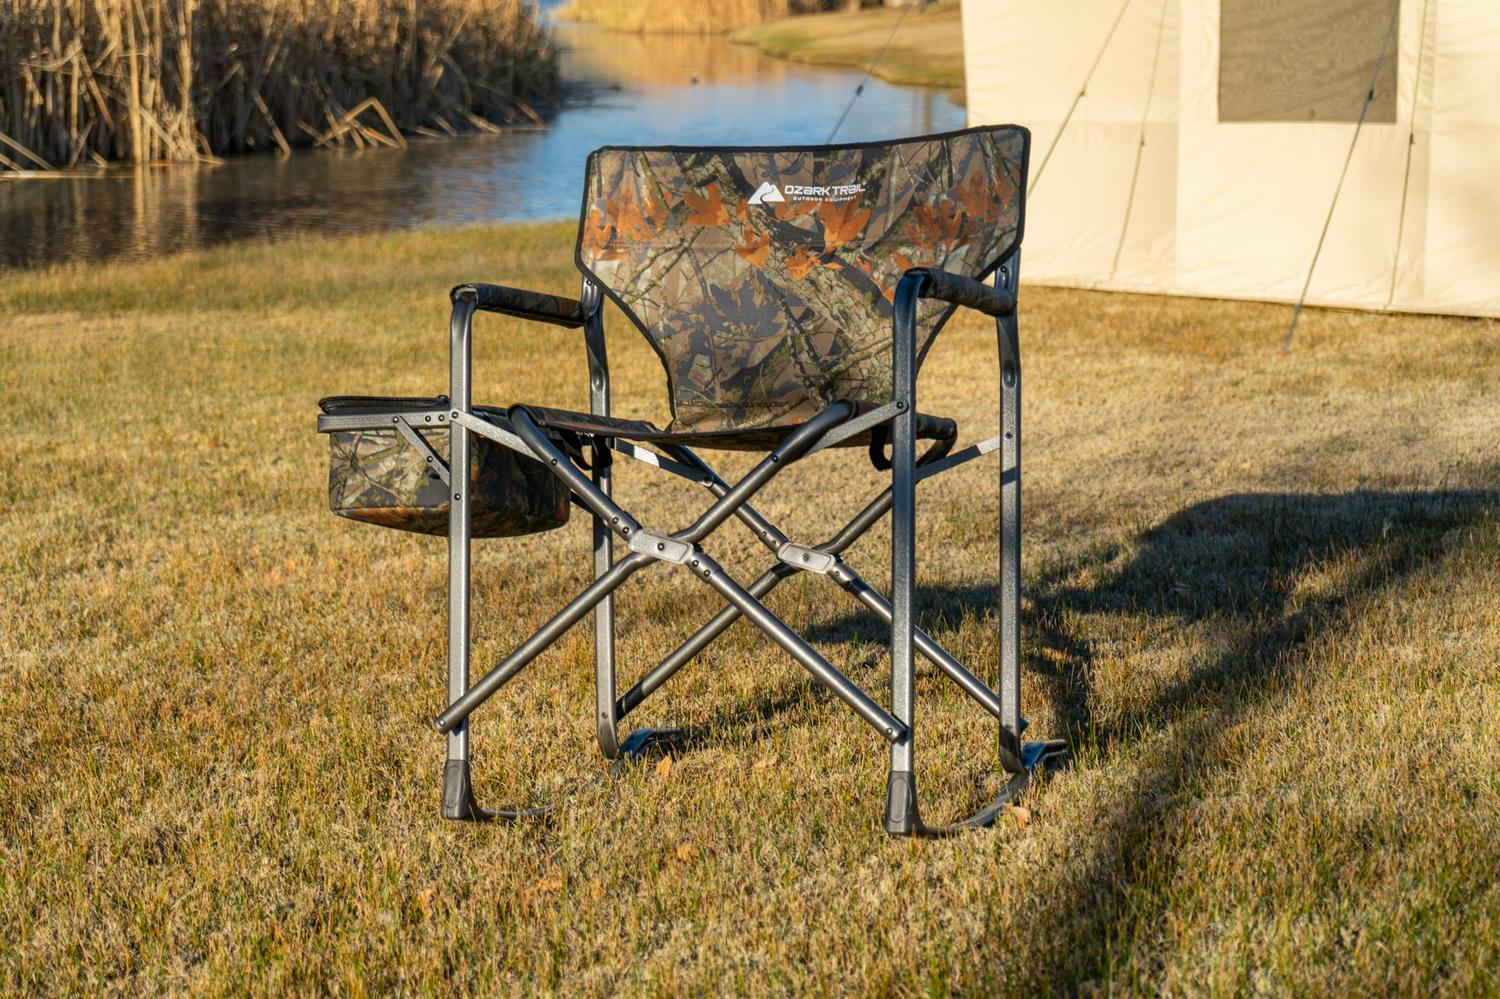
[316,125,1066,836]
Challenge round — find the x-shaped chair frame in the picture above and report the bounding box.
[379,258,1068,836]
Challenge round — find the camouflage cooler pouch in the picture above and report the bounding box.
[318,395,571,538]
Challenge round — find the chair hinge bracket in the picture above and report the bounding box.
[393,415,450,486]
[628,531,695,564]
[777,542,836,574]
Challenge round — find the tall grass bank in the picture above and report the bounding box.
[554,0,844,35]
[0,0,557,170]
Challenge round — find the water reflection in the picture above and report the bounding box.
[0,23,963,270]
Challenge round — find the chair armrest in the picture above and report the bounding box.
[902,267,1015,318]
[450,283,586,329]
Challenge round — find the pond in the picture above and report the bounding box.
[0,21,964,271]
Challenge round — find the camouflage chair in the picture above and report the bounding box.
[317,126,1066,836]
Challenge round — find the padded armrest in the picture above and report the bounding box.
[905,267,1015,318]
[451,283,586,329]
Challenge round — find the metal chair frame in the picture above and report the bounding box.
[330,253,1066,837]
[317,128,1068,834]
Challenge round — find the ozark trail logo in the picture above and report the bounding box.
[748,181,785,205]
[748,180,864,205]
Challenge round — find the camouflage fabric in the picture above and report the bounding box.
[327,427,570,538]
[576,126,1027,434]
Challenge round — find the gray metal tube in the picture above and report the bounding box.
[667,446,792,551]
[677,402,852,544]
[811,433,953,556]
[446,293,476,767]
[581,279,621,760]
[616,564,795,718]
[678,434,952,559]
[434,552,652,734]
[831,563,1005,722]
[622,436,956,718]
[996,256,1025,773]
[511,409,642,539]
[693,552,906,744]
[889,274,921,775]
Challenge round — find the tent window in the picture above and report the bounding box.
[1219,0,1398,123]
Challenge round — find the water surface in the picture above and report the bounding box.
[0,23,963,270]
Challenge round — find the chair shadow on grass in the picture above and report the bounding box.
[781,487,1495,979]
[803,487,1492,744]
[811,486,1492,987]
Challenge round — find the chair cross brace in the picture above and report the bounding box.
[434,401,908,747]
[434,262,1065,835]
[613,437,1014,729]
[391,416,452,486]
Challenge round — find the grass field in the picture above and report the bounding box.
[3,222,1498,994]
[732,4,965,90]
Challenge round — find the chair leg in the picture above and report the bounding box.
[443,296,479,819]
[442,487,477,817]
[582,284,624,762]
[998,273,1026,775]
[885,287,919,835]
[593,462,622,760]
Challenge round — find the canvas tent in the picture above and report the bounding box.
[960,0,1500,319]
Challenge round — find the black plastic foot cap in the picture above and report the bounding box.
[884,770,916,836]
[442,758,475,820]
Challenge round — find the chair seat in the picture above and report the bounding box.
[512,402,956,452]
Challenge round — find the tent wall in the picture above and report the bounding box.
[961,0,1500,319]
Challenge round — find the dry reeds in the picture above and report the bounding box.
[0,0,558,170]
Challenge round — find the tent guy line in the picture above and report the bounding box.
[825,3,916,144]
[1026,0,1135,199]
[1385,0,1433,312]
[1109,0,1171,281]
[1283,0,1402,347]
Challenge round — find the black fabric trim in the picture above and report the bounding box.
[585,123,1032,157]
[318,394,449,415]
[907,267,1017,317]
[454,283,586,328]
[512,401,955,453]
[868,425,892,472]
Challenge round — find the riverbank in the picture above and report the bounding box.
[4,223,1497,992]
[732,3,965,91]
[553,0,835,35]
[1,22,965,271]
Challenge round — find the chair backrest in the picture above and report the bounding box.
[576,126,1028,434]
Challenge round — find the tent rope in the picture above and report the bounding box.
[826,3,916,143]
[1385,0,1433,311]
[1110,0,1171,279]
[1282,0,1402,348]
[1028,0,1135,198]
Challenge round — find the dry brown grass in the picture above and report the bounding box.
[2,222,1498,993]
[0,0,556,170]
[554,0,837,36]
